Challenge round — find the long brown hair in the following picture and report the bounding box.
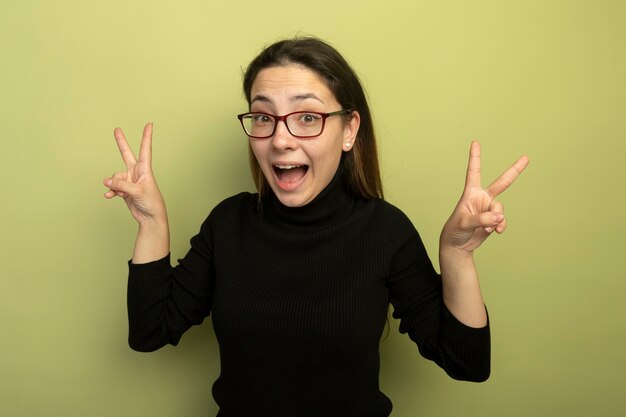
[242,37,384,200]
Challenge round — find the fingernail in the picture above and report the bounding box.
[104,179,112,187]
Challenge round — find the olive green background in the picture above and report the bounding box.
[1,0,624,416]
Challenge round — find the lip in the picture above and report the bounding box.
[271,162,309,192]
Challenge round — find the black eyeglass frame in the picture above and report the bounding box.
[237,109,353,139]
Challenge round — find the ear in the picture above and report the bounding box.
[342,110,360,152]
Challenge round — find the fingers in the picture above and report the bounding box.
[104,172,123,198]
[103,173,139,199]
[114,123,153,169]
[462,210,504,232]
[458,199,506,234]
[463,141,529,198]
[138,122,153,165]
[103,189,118,199]
[105,123,153,201]
[464,141,481,190]
[486,154,530,198]
[114,127,138,168]
[485,200,506,234]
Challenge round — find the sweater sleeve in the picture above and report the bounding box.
[127,217,215,352]
[382,203,490,382]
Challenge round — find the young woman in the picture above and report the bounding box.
[103,37,528,417]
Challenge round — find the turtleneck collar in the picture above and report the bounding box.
[261,169,354,229]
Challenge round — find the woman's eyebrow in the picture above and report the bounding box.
[250,92,325,106]
[250,94,272,104]
[290,93,324,104]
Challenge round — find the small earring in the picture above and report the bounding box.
[344,142,352,148]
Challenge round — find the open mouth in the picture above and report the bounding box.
[273,164,309,184]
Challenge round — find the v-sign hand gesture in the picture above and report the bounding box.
[440,141,529,254]
[103,123,167,226]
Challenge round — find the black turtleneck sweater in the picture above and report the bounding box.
[127,175,490,417]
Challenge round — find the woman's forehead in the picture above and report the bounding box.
[250,64,335,105]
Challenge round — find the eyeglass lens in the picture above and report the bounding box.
[241,112,324,138]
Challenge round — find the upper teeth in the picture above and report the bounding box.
[275,165,301,169]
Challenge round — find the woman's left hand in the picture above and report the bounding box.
[440,141,529,254]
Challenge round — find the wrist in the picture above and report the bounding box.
[439,244,477,283]
[133,218,170,264]
[439,243,474,263]
[137,210,168,230]
[136,216,170,245]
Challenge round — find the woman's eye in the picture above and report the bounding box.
[253,114,272,124]
[299,113,320,123]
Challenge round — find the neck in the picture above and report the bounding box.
[262,171,353,229]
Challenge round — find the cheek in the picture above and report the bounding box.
[308,141,344,173]
[249,141,266,165]
[248,143,271,177]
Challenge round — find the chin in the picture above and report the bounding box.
[274,192,311,208]
[268,183,315,207]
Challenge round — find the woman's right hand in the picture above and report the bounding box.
[103,123,167,225]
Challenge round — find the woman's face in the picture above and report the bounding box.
[248,64,360,207]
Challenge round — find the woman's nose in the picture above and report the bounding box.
[271,120,297,150]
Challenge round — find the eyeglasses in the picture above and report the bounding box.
[237,109,353,139]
